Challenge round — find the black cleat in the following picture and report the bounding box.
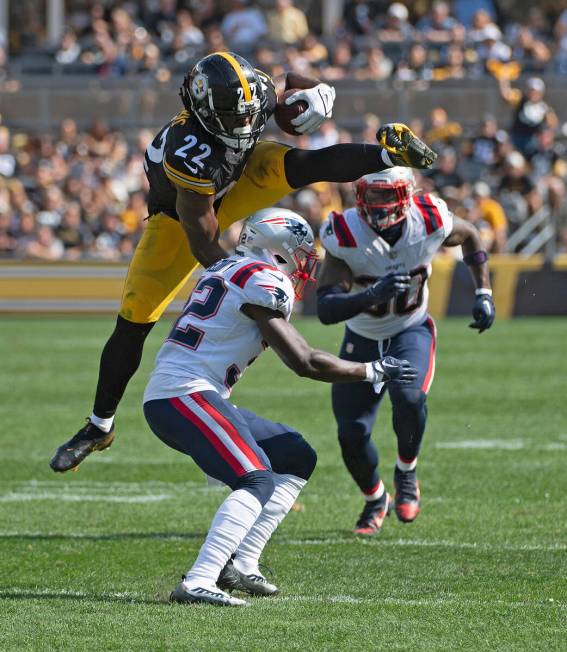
[49,420,115,473]
[218,559,278,596]
[353,492,392,536]
[394,466,421,522]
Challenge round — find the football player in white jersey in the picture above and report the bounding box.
[317,167,495,535]
[143,207,417,606]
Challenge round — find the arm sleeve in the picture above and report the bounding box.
[316,285,372,325]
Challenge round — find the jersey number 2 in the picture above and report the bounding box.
[167,277,227,349]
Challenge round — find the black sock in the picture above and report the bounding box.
[93,316,155,419]
[284,144,388,188]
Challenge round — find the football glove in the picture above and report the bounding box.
[366,356,418,385]
[377,123,438,169]
[469,291,495,333]
[363,273,411,306]
[286,83,336,134]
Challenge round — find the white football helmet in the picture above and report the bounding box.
[236,208,318,299]
[355,167,415,232]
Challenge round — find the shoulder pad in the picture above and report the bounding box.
[330,211,357,247]
[413,194,450,235]
[231,262,293,315]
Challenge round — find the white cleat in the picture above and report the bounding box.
[169,579,248,606]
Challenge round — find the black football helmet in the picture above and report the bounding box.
[180,51,268,151]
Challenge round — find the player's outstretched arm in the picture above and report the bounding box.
[176,188,229,268]
[443,216,495,333]
[316,252,410,325]
[242,304,416,385]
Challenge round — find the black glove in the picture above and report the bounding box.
[366,356,418,385]
[377,123,438,169]
[363,273,411,305]
[469,291,495,333]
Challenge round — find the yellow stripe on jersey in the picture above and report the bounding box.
[163,159,213,185]
[163,162,215,195]
[217,51,252,102]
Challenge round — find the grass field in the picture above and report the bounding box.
[1,315,566,651]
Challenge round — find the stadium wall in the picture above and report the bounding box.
[2,256,567,317]
[3,78,567,131]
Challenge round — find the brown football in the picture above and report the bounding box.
[274,89,308,136]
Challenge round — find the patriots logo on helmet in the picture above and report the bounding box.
[258,217,310,245]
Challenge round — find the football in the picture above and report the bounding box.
[274,89,308,136]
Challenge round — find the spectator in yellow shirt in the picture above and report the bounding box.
[268,0,309,45]
[473,182,508,253]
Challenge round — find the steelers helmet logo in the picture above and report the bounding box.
[191,73,208,100]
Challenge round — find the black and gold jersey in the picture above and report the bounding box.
[144,71,277,219]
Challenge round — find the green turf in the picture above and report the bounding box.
[0,316,566,651]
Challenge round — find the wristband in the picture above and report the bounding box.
[365,361,384,383]
[475,288,493,296]
[463,250,488,266]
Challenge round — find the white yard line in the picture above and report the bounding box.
[0,492,172,504]
[1,587,562,610]
[0,531,564,553]
[280,537,567,553]
[435,439,525,450]
[275,595,565,609]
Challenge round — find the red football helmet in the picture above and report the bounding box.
[355,167,415,232]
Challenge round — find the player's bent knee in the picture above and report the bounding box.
[235,470,275,507]
[282,437,317,480]
[390,387,426,413]
[259,433,317,481]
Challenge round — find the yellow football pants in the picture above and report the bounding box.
[119,141,292,324]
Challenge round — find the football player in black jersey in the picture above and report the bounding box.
[50,51,438,473]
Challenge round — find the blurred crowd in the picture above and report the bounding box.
[1,85,566,261]
[5,0,567,82]
[2,0,566,260]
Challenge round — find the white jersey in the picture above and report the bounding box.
[144,255,294,402]
[319,194,453,340]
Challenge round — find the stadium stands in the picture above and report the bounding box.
[1,0,566,261]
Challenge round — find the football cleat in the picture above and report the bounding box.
[394,466,421,522]
[377,123,438,169]
[49,419,115,473]
[170,578,248,606]
[353,492,392,536]
[217,559,278,596]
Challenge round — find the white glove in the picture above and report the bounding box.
[365,357,418,394]
[285,83,336,134]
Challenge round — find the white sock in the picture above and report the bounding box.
[363,479,385,502]
[397,456,417,472]
[185,489,262,587]
[89,413,114,433]
[234,474,306,576]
